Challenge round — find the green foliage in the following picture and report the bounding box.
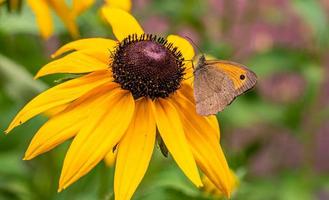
[0,0,328,200]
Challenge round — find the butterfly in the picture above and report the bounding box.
[193,55,257,116]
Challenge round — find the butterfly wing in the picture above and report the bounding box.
[207,60,257,96]
[194,66,236,115]
[194,60,257,116]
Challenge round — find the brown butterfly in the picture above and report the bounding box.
[193,55,257,116]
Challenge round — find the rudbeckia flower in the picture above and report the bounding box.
[0,0,22,12]
[2,0,131,39]
[6,6,236,200]
[27,0,95,39]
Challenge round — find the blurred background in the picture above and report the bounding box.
[1,0,329,199]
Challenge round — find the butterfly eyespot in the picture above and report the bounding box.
[240,74,245,80]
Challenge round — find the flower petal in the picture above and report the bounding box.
[166,35,195,85]
[152,98,202,187]
[104,150,117,166]
[58,88,135,191]
[183,64,194,85]
[5,70,112,133]
[35,50,110,79]
[115,98,156,200]
[167,35,194,61]
[178,84,220,140]
[78,48,114,64]
[172,88,235,197]
[105,0,131,11]
[27,0,53,39]
[207,116,220,140]
[48,0,79,38]
[202,172,238,198]
[72,0,95,16]
[192,145,235,198]
[24,83,118,160]
[25,120,82,160]
[52,38,117,58]
[43,104,68,117]
[172,87,220,150]
[101,6,144,41]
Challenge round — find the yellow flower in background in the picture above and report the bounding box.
[6,6,236,200]
[105,0,131,11]
[27,0,95,39]
[0,0,23,12]
[1,0,131,39]
[0,0,22,12]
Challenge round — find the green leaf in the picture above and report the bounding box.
[0,54,46,103]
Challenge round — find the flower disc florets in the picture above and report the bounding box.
[112,34,185,99]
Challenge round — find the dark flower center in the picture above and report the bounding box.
[112,34,185,99]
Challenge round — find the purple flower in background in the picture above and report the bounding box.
[226,123,303,177]
[258,72,307,104]
[314,122,329,172]
[205,0,312,58]
[143,16,170,35]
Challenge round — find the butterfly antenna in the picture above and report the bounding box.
[184,36,206,70]
[184,36,205,57]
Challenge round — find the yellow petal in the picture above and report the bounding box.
[58,88,135,191]
[52,38,117,58]
[43,104,68,117]
[47,0,79,38]
[6,70,112,133]
[25,120,82,160]
[35,50,110,79]
[166,35,195,84]
[183,63,194,85]
[207,116,220,140]
[202,172,238,197]
[152,98,202,187]
[27,0,53,39]
[105,0,131,11]
[78,48,114,64]
[167,34,194,61]
[172,88,220,150]
[25,83,118,160]
[179,84,220,140]
[193,145,235,198]
[179,83,194,100]
[172,89,235,197]
[202,171,239,198]
[104,150,117,166]
[101,6,144,41]
[72,0,95,16]
[114,98,156,200]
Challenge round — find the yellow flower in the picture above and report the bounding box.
[26,0,95,39]
[0,0,21,12]
[104,0,131,11]
[6,7,236,200]
[2,0,131,39]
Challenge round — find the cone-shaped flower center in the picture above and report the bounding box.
[112,34,185,99]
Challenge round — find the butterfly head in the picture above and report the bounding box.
[194,55,207,73]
